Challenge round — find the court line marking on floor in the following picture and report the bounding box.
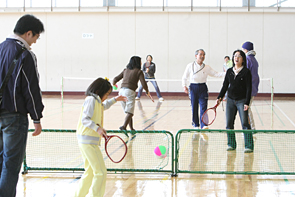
[253,102,264,126]
[143,106,176,131]
[273,102,295,128]
[136,100,179,129]
[264,100,285,126]
[269,140,295,195]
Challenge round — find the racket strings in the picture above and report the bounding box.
[202,109,216,126]
[106,136,127,163]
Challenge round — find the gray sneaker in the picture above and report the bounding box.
[227,146,236,151]
[244,148,253,153]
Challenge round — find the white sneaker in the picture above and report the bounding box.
[135,97,140,100]
[159,97,164,102]
[192,133,199,141]
[200,133,208,142]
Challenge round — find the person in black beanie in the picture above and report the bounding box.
[242,41,260,131]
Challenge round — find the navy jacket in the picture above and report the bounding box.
[246,53,259,96]
[0,37,44,121]
[218,66,252,106]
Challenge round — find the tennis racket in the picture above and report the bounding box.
[104,134,127,163]
[201,103,219,126]
[146,92,154,102]
[145,61,150,69]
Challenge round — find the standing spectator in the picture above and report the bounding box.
[182,49,225,130]
[242,41,260,130]
[223,56,233,101]
[136,55,164,101]
[223,56,233,72]
[0,15,45,197]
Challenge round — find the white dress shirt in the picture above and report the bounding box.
[182,61,225,87]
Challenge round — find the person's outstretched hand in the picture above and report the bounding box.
[115,95,127,102]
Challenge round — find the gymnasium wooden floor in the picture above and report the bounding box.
[16,94,295,197]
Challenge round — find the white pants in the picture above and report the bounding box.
[119,87,136,114]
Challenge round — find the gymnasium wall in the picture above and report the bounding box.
[0,11,294,94]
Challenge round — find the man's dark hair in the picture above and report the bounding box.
[86,78,112,99]
[224,56,230,60]
[126,56,141,70]
[232,50,247,67]
[14,14,45,36]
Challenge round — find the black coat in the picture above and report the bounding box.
[218,66,252,105]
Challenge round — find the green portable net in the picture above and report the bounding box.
[175,129,295,175]
[23,130,174,174]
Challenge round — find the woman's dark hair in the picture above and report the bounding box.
[146,55,153,61]
[126,56,141,70]
[14,14,45,36]
[232,49,247,67]
[86,78,112,99]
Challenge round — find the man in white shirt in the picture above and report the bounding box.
[182,49,225,130]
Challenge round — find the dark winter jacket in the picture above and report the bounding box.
[218,66,252,106]
[0,36,44,121]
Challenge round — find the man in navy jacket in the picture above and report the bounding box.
[0,14,44,197]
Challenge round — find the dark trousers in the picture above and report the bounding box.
[226,97,254,150]
[189,83,208,129]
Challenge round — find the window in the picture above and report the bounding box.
[1,0,295,10]
[165,0,191,7]
[135,0,162,7]
[221,0,243,7]
[52,0,79,7]
[1,0,23,7]
[193,0,219,7]
[117,0,134,7]
[280,0,295,7]
[255,0,278,7]
[80,0,103,7]
[25,0,51,7]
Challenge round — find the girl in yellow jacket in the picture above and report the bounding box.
[75,77,126,197]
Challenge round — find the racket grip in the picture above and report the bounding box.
[148,94,154,102]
